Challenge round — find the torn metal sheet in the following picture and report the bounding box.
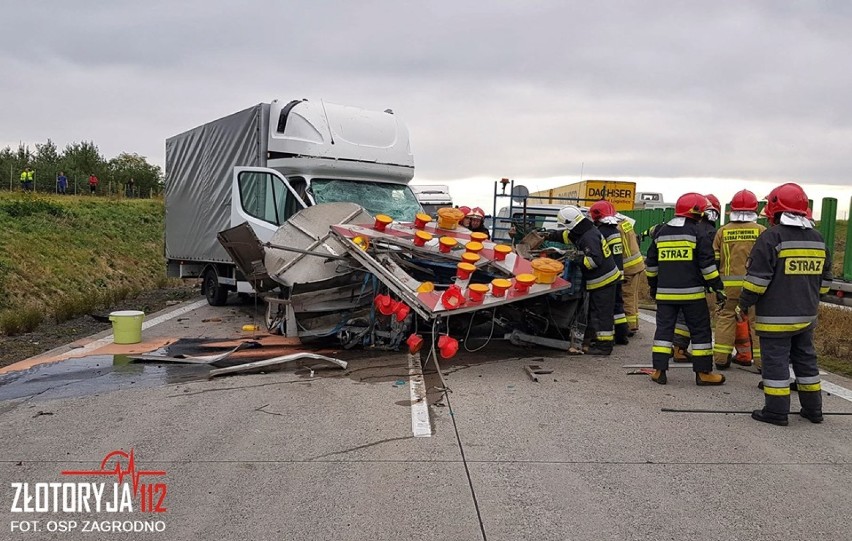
[508,331,572,351]
[130,341,261,366]
[264,203,373,286]
[208,353,347,378]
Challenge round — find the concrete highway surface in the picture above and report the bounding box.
[2,298,851,541]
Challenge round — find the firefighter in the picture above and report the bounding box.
[544,205,621,355]
[618,213,645,335]
[589,200,629,344]
[739,183,832,426]
[645,192,726,385]
[465,207,490,239]
[712,190,765,370]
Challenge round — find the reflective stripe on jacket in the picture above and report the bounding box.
[618,220,645,275]
[739,225,833,336]
[645,219,723,303]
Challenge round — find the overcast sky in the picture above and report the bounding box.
[2,1,851,214]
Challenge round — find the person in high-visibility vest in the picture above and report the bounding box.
[19,167,34,191]
[712,190,765,370]
[617,214,645,335]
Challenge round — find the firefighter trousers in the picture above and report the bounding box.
[653,301,713,372]
[587,284,616,347]
[672,293,717,350]
[713,291,761,368]
[613,281,629,341]
[760,328,822,416]
[622,272,641,331]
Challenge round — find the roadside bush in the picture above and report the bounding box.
[0,195,66,218]
[0,306,44,336]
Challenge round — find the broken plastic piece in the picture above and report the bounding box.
[437,335,459,359]
[441,285,465,310]
[406,333,424,353]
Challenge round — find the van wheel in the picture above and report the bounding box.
[204,268,228,306]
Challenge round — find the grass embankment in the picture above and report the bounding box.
[0,192,174,335]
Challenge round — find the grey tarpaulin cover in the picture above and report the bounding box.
[165,104,269,263]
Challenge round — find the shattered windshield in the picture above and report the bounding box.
[310,179,422,221]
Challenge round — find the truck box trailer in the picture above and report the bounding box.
[528,180,636,211]
[165,98,421,304]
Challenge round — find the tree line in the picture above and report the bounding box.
[0,140,162,196]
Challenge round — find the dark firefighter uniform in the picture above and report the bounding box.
[672,216,718,358]
[646,219,724,381]
[739,226,832,424]
[596,221,629,344]
[546,220,621,354]
[619,219,646,333]
[712,220,766,369]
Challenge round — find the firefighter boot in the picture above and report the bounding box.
[672,345,691,363]
[695,372,726,386]
[714,355,731,371]
[586,342,613,356]
[753,393,790,426]
[615,323,630,345]
[650,370,667,385]
[799,389,823,424]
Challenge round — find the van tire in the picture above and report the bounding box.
[204,268,228,306]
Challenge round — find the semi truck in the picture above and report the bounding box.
[528,180,636,211]
[164,98,421,306]
[410,184,453,217]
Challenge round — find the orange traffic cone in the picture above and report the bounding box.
[732,318,752,366]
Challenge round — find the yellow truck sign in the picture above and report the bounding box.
[529,180,636,211]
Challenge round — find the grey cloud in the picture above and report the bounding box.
[1,1,851,186]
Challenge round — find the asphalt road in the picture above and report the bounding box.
[1,299,851,541]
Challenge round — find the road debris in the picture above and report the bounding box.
[525,364,554,382]
[208,353,347,378]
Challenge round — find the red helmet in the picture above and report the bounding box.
[589,200,617,222]
[458,206,471,216]
[675,192,707,219]
[764,183,808,221]
[704,194,721,213]
[730,189,758,212]
[467,207,485,219]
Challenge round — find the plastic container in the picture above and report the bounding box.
[470,232,489,243]
[531,258,565,284]
[465,241,484,254]
[437,208,465,230]
[491,278,512,297]
[493,244,512,261]
[413,230,433,247]
[514,273,536,292]
[439,236,458,253]
[468,283,489,302]
[414,213,433,229]
[461,252,480,265]
[109,310,144,344]
[374,214,393,231]
[456,262,476,280]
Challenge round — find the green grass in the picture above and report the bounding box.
[0,192,167,335]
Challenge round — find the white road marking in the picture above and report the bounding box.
[638,312,657,325]
[32,299,209,362]
[821,381,852,404]
[407,353,432,437]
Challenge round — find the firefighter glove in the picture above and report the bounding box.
[714,289,727,308]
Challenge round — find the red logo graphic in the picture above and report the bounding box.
[61,449,167,513]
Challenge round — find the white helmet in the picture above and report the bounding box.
[556,205,585,231]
